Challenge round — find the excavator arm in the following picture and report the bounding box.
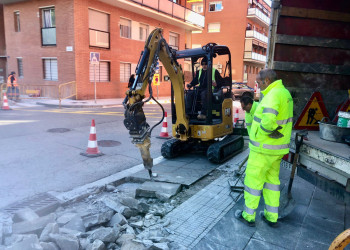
[123,28,189,177]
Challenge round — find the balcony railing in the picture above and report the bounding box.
[130,0,204,28]
[245,30,268,43]
[247,8,270,26]
[41,27,56,46]
[244,51,266,63]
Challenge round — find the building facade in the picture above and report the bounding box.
[1,0,204,99]
[190,0,271,87]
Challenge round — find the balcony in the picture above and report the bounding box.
[247,8,270,27]
[245,30,268,44]
[244,51,266,65]
[41,27,56,46]
[98,0,204,30]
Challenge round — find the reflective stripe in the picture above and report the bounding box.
[245,185,262,196]
[254,116,261,123]
[263,108,279,116]
[263,143,289,150]
[245,205,255,215]
[250,140,260,147]
[260,124,274,133]
[277,117,293,125]
[265,204,278,213]
[264,183,280,191]
[246,123,252,126]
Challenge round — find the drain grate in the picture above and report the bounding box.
[47,128,71,133]
[2,193,60,217]
[98,140,121,147]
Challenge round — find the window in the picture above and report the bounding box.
[139,23,149,41]
[192,3,203,13]
[89,9,110,48]
[169,32,179,50]
[43,58,58,81]
[14,11,20,32]
[17,58,23,77]
[41,7,56,45]
[209,1,223,12]
[120,63,131,82]
[90,61,110,82]
[208,23,220,33]
[120,18,131,39]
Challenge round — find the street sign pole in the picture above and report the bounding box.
[94,64,96,104]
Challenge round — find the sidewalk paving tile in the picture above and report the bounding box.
[308,199,345,224]
[244,239,288,250]
[313,187,345,205]
[193,237,240,250]
[252,221,302,249]
[279,204,308,226]
[300,214,344,245]
[295,239,329,250]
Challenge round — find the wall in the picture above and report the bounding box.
[74,0,187,99]
[3,0,76,92]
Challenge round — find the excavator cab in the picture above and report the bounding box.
[162,43,243,163]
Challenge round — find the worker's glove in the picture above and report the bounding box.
[268,126,284,139]
[186,84,192,89]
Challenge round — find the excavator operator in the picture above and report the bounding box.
[185,57,222,120]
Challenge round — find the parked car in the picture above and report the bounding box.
[232,82,254,99]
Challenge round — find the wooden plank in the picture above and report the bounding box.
[273,61,350,76]
[276,34,350,50]
[277,17,350,40]
[274,44,350,65]
[281,6,350,22]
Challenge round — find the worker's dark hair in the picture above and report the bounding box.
[201,57,208,65]
[240,96,254,106]
[258,69,277,82]
[11,71,16,75]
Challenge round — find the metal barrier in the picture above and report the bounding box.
[58,81,76,108]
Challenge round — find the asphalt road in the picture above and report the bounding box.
[0,101,244,208]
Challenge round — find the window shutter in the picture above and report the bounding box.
[89,9,109,32]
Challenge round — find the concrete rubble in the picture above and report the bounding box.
[0,181,187,250]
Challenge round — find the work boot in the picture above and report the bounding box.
[259,211,278,228]
[234,210,255,227]
[197,114,206,120]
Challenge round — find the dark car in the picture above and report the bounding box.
[232,82,254,99]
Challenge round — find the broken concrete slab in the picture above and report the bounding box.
[121,239,146,250]
[83,210,114,229]
[12,213,56,235]
[40,242,59,250]
[12,208,39,223]
[6,234,42,250]
[152,242,169,250]
[59,228,83,238]
[130,221,144,229]
[56,213,77,226]
[40,223,59,242]
[86,239,105,250]
[49,233,79,250]
[136,182,181,201]
[108,213,127,227]
[116,234,135,245]
[62,215,85,232]
[88,227,117,243]
[100,197,132,218]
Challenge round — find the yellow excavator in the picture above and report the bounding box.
[123,28,244,177]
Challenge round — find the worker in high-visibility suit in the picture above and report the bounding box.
[240,95,258,136]
[235,69,293,227]
[7,71,19,100]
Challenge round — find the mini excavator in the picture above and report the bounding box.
[123,28,244,177]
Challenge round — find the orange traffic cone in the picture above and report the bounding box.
[234,108,239,126]
[1,93,11,110]
[157,112,171,139]
[80,119,103,157]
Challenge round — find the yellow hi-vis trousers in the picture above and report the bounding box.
[242,151,283,223]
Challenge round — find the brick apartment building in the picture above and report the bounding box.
[190,0,271,87]
[1,0,204,99]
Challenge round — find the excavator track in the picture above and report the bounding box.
[161,138,190,159]
[207,135,244,163]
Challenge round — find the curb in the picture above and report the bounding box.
[36,102,120,109]
[49,156,165,205]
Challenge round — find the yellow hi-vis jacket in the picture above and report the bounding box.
[198,68,216,91]
[249,79,293,155]
[245,101,258,136]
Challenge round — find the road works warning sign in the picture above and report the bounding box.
[294,92,329,130]
[152,74,160,86]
